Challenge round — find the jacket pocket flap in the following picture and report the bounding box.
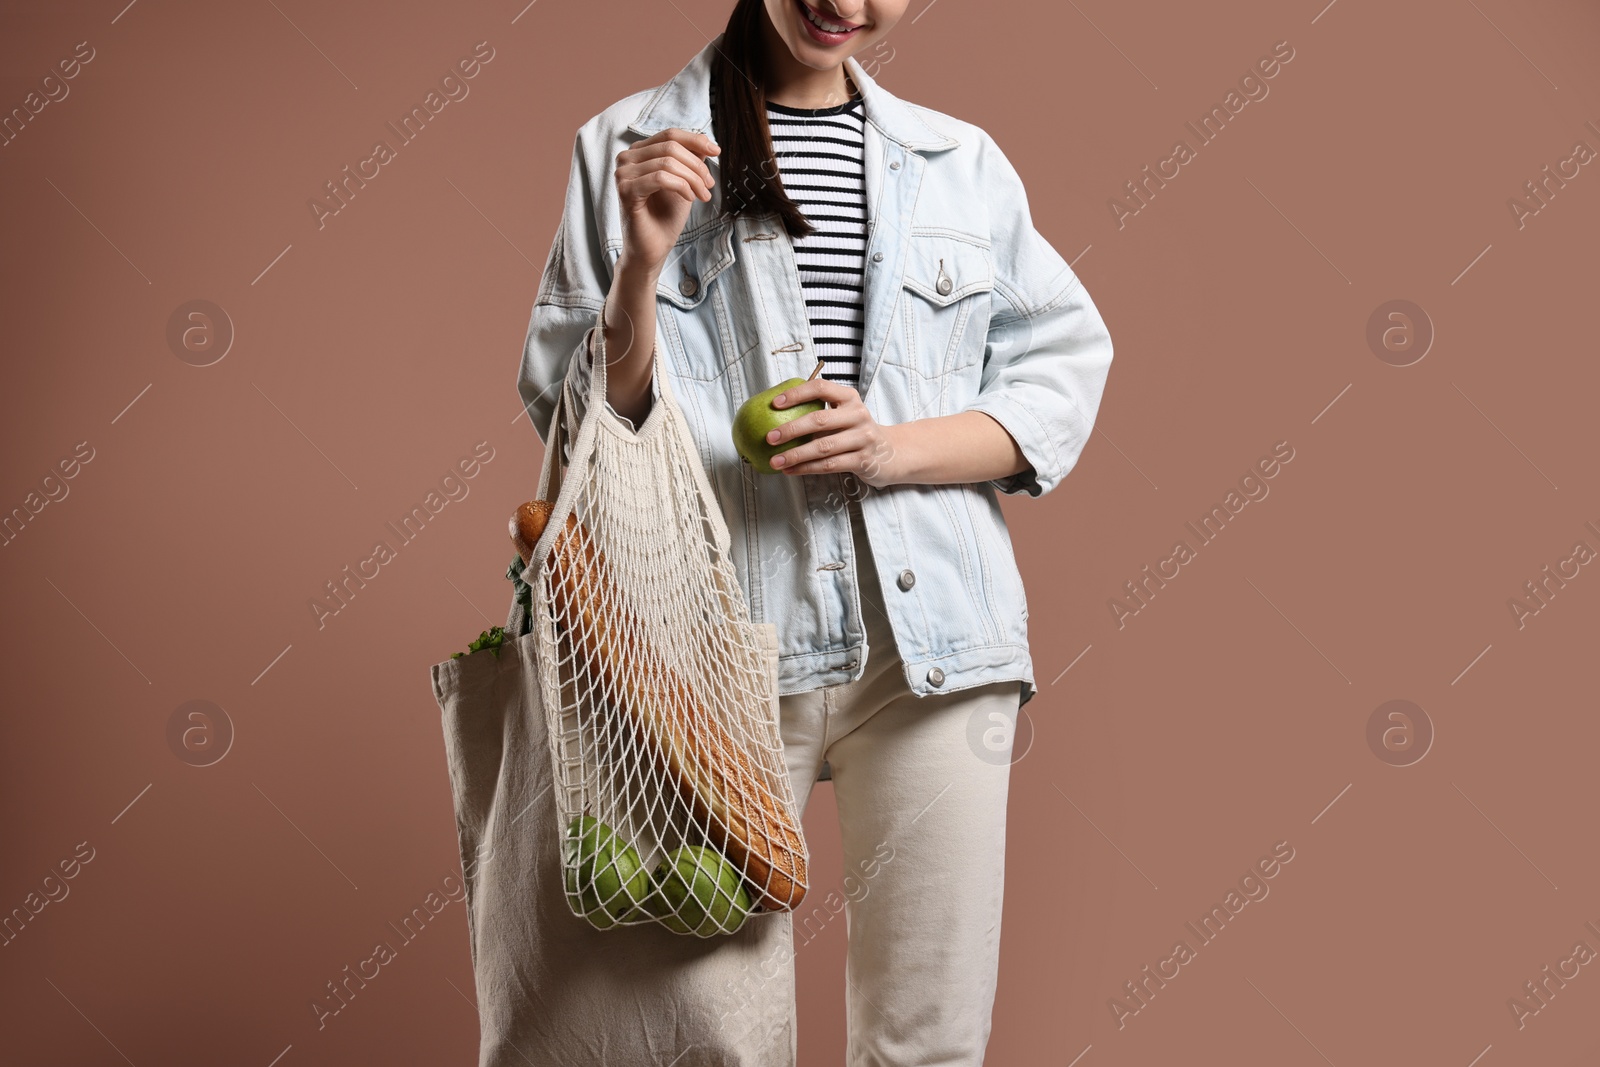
[654,219,737,309]
[901,233,994,307]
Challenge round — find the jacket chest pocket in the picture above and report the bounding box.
[890,233,995,394]
[646,222,740,383]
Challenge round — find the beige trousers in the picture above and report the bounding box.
[765,498,1022,1066]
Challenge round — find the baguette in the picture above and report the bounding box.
[513,501,808,912]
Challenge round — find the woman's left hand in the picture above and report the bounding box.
[765,379,900,486]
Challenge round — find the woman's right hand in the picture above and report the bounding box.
[614,128,720,276]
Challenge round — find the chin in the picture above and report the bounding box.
[792,50,851,71]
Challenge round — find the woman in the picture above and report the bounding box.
[517,1,1115,1063]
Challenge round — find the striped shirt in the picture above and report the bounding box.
[708,84,869,388]
[764,95,868,387]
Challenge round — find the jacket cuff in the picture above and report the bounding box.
[964,394,1059,498]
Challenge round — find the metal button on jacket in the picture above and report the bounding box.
[927,667,946,687]
[889,159,901,170]
[897,569,916,591]
[936,275,953,296]
[871,251,884,263]
[679,274,699,297]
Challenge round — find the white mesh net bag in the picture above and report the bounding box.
[515,329,809,937]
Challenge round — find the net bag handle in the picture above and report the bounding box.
[534,315,737,564]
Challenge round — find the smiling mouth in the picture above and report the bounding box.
[795,0,865,39]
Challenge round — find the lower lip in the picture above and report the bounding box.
[795,0,863,45]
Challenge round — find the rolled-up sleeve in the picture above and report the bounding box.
[963,132,1114,499]
[517,125,660,448]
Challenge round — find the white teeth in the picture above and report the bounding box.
[803,4,856,33]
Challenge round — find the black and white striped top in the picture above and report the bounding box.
[765,95,868,387]
[708,83,869,388]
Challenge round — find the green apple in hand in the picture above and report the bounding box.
[732,361,826,474]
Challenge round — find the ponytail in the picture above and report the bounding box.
[711,0,815,238]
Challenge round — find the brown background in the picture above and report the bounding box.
[4,0,1599,1063]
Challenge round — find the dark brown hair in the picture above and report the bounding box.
[710,0,817,238]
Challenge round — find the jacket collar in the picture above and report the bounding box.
[627,32,959,152]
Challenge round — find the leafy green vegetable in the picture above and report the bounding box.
[452,626,508,660]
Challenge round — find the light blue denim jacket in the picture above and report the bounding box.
[517,34,1113,707]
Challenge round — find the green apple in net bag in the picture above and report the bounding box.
[648,845,753,936]
[563,815,650,929]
